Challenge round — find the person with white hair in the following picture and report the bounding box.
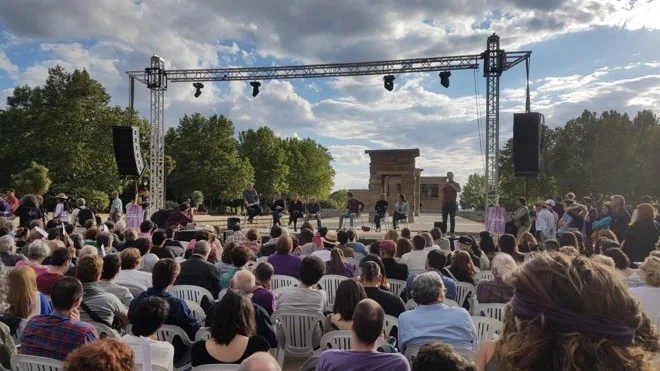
[238,352,281,371]
[476,253,516,304]
[15,240,50,275]
[175,240,221,309]
[0,235,26,266]
[629,256,660,318]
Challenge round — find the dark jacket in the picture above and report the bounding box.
[375,200,389,213]
[306,203,321,215]
[611,208,632,241]
[269,199,285,213]
[623,221,660,262]
[175,255,221,300]
[381,257,409,281]
[205,302,277,348]
[288,200,304,214]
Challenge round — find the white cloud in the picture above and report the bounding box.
[0,51,18,79]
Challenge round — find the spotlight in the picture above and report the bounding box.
[193,82,204,98]
[250,81,261,97]
[439,71,451,88]
[383,75,395,91]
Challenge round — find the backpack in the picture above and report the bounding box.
[77,208,95,226]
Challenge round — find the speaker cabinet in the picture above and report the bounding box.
[513,113,543,177]
[112,126,144,176]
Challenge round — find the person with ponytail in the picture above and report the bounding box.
[325,248,355,278]
[360,261,405,319]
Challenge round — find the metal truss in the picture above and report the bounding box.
[127,34,531,218]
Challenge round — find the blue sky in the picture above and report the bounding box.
[1,0,659,190]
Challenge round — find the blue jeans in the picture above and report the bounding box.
[272,211,283,226]
[374,212,385,230]
[338,213,356,229]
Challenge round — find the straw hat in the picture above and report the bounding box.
[55,193,68,200]
[322,231,339,245]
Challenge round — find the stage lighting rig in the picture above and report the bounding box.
[193,82,204,97]
[383,75,395,91]
[250,81,261,97]
[439,71,451,88]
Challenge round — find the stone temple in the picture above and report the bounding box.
[349,149,448,223]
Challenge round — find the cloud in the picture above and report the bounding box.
[0,50,18,79]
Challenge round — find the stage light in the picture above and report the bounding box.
[250,81,261,97]
[383,75,395,91]
[439,71,451,88]
[193,82,204,98]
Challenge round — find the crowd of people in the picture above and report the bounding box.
[0,186,657,371]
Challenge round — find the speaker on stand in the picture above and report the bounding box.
[513,113,543,177]
[112,126,145,176]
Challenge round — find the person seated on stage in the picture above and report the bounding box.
[287,193,305,232]
[338,192,364,229]
[373,193,389,233]
[269,193,285,227]
[392,194,409,230]
[164,202,194,229]
[305,197,322,229]
[315,299,409,371]
[243,183,262,224]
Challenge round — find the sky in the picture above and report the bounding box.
[0,0,659,191]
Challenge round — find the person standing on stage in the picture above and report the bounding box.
[287,193,304,232]
[243,183,262,223]
[442,172,461,237]
[109,191,123,223]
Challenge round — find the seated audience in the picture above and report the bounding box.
[336,230,355,258]
[129,259,199,340]
[0,235,25,266]
[476,253,516,304]
[277,256,326,313]
[399,272,478,351]
[360,254,390,290]
[219,244,251,289]
[456,236,482,269]
[395,238,412,259]
[76,255,128,328]
[479,231,498,259]
[192,290,270,366]
[175,240,221,309]
[260,225,284,257]
[15,240,50,275]
[405,250,457,302]
[151,230,176,259]
[238,352,281,371]
[217,242,237,277]
[139,220,154,239]
[412,342,477,371]
[518,231,539,253]
[430,228,451,251]
[205,271,277,348]
[346,229,368,256]
[498,234,525,263]
[400,228,411,240]
[98,254,134,307]
[603,247,642,287]
[360,261,406,318]
[95,231,115,256]
[244,228,262,257]
[8,267,52,319]
[325,248,355,278]
[121,296,174,371]
[135,237,158,272]
[400,235,429,275]
[267,235,302,278]
[324,279,367,332]
[36,247,72,295]
[252,262,276,315]
[447,250,477,286]
[226,223,248,245]
[184,228,221,263]
[163,227,185,257]
[312,230,339,262]
[115,248,153,291]
[475,252,659,371]
[296,228,317,256]
[20,277,98,360]
[379,239,409,281]
[315,299,409,371]
[591,254,616,267]
[629,256,660,317]
[64,338,134,371]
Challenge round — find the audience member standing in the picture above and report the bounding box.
[534,201,556,241]
[5,189,19,215]
[622,203,660,263]
[109,191,123,223]
[610,195,631,241]
[15,194,43,229]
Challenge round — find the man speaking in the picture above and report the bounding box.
[441,172,461,237]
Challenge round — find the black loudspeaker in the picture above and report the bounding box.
[112,126,144,176]
[513,112,543,177]
[227,217,241,231]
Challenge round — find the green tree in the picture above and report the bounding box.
[327,189,348,209]
[282,137,335,200]
[165,113,253,201]
[238,127,289,199]
[11,162,53,196]
[459,173,485,210]
[191,190,204,207]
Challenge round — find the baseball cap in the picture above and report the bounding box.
[379,240,397,256]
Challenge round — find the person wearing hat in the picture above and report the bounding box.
[312,230,338,262]
[53,193,71,223]
[545,199,559,224]
[378,240,408,281]
[535,201,556,242]
[456,236,482,269]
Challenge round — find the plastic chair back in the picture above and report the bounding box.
[475,270,494,283]
[387,279,406,298]
[170,285,214,307]
[271,310,326,359]
[474,303,507,322]
[194,327,212,342]
[320,330,353,350]
[10,354,63,371]
[192,365,240,371]
[471,316,503,344]
[444,299,459,307]
[271,275,299,292]
[318,275,348,311]
[86,321,119,339]
[454,282,476,308]
[383,314,399,338]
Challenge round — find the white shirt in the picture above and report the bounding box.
[115,269,152,291]
[629,286,660,318]
[424,245,440,252]
[121,334,174,371]
[140,253,160,273]
[311,250,332,262]
[277,286,327,314]
[535,208,556,239]
[401,250,429,275]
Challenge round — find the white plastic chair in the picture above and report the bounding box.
[170,285,214,307]
[405,299,417,310]
[86,321,119,339]
[12,318,27,346]
[318,274,348,311]
[155,325,194,371]
[118,282,146,297]
[387,279,406,298]
[444,299,459,307]
[404,344,423,363]
[471,316,503,344]
[271,310,326,365]
[271,275,299,292]
[475,270,494,283]
[256,256,269,264]
[320,330,353,351]
[455,282,476,308]
[135,365,169,371]
[11,354,63,371]
[474,303,507,322]
[195,327,212,342]
[192,365,240,371]
[184,300,207,325]
[384,314,398,337]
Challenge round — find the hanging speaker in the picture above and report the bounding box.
[513,112,543,177]
[112,126,144,176]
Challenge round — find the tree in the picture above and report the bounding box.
[327,189,348,209]
[165,113,253,201]
[459,173,485,210]
[238,127,289,199]
[282,137,335,200]
[11,162,52,196]
[191,190,204,207]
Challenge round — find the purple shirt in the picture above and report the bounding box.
[316,350,410,371]
[267,253,302,279]
[324,261,355,278]
[251,286,276,315]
